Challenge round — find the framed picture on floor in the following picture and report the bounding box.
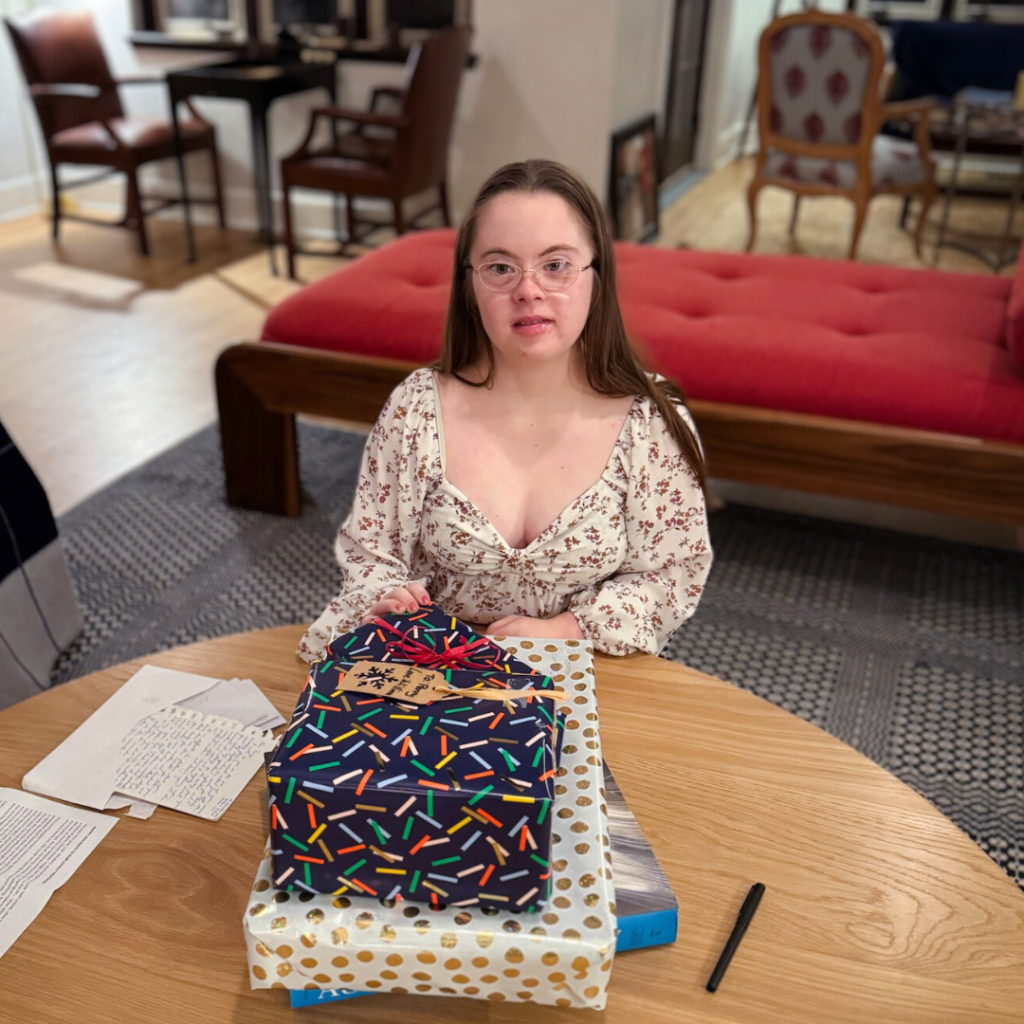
[609,114,659,242]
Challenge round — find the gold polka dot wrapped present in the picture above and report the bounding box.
[244,639,616,1009]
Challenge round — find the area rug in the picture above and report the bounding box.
[50,421,1023,889]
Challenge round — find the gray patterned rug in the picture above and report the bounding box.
[50,422,1023,888]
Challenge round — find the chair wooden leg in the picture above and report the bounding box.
[209,143,227,229]
[746,180,762,252]
[848,193,870,260]
[439,181,451,227]
[914,186,937,260]
[393,197,406,235]
[49,162,60,242]
[788,194,801,238]
[126,168,149,256]
[282,183,297,281]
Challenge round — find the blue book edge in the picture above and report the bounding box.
[615,908,679,954]
[287,761,678,1008]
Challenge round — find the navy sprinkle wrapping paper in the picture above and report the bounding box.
[267,607,567,910]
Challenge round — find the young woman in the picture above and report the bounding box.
[299,159,711,662]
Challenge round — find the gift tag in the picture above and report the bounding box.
[337,662,569,705]
[341,662,448,703]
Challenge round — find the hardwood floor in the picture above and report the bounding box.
[2,159,1020,548]
[0,214,266,516]
[659,156,1019,277]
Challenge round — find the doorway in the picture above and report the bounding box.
[661,0,711,185]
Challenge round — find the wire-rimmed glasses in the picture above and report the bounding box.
[473,258,593,293]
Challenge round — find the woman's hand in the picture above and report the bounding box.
[361,584,431,623]
[486,610,584,640]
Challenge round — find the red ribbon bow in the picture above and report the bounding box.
[372,617,494,672]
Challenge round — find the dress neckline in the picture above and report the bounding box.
[427,369,637,554]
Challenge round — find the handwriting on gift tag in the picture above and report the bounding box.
[342,662,449,703]
[338,662,570,705]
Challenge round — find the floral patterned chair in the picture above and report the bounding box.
[748,10,938,260]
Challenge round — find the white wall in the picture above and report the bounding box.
[610,0,675,132]
[450,0,617,220]
[0,0,51,218]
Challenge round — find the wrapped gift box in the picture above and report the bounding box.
[267,610,566,910]
[323,607,566,763]
[247,638,615,1010]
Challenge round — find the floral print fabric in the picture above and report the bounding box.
[299,368,712,662]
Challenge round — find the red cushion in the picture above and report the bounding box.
[263,229,456,363]
[262,229,1024,444]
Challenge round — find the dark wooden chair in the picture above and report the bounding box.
[280,25,472,279]
[5,8,225,256]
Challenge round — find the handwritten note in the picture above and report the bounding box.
[113,706,271,821]
[23,665,224,811]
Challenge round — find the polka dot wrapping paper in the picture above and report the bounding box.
[244,637,617,1009]
[266,609,566,910]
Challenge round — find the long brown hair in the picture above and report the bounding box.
[437,159,707,494]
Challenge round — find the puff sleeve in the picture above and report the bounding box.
[566,401,712,656]
[298,371,441,663]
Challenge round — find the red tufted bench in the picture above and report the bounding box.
[217,228,1024,523]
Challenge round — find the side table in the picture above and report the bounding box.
[932,88,1024,271]
[167,60,337,273]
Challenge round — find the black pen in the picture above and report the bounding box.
[706,882,765,993]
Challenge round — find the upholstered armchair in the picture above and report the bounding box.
[5,8,225,256]
[280,26,471,279]
[748,10,938,260]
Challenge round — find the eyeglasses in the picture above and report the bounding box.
[472,258,594,293]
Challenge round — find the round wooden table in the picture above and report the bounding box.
[1,626,1022,1024]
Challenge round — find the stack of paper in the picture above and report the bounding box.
[23,666,284,820]
[1,666,287,963]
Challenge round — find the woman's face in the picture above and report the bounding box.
[468,190,595,369]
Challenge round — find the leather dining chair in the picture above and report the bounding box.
[280,25,472,279]
[747,9,938,260]
[5,8,225,256]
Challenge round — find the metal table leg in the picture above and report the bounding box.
[250,101,278,277]
[933,106,968,267]
[171,93,197,264]
[995,138,1024,271]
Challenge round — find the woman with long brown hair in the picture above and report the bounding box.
[300,159,711,661]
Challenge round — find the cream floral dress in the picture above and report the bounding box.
[299,368,712,662]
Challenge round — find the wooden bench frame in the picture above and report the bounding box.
[216,340,1024,526]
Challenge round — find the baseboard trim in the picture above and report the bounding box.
[0,173,46,225]
[34,179,398,240]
